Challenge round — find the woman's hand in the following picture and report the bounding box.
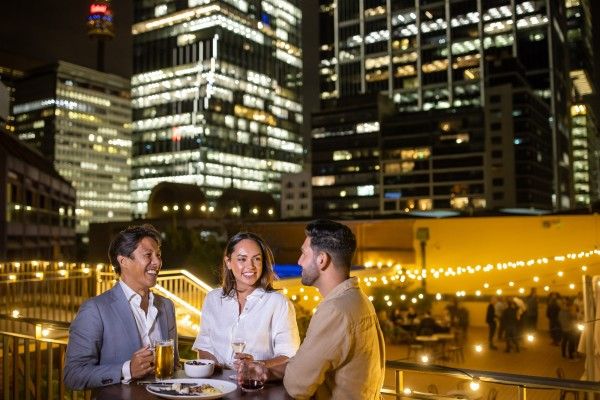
[233,352,254,370]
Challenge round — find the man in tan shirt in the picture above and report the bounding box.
[264,219,385,399]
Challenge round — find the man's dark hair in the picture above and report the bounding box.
[305,219,356,273]
[108,224,161,274]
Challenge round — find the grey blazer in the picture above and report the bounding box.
[63,284,179,390]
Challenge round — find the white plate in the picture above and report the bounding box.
[146,378,237,399]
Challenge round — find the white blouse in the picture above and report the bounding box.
[193,288,300,365]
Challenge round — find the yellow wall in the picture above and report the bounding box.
[256,215,600,326]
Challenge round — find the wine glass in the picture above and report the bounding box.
[229,322,247,378]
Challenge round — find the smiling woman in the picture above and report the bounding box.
[192,232,300,370]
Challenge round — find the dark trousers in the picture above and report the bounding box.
[549,318,561,344]
[561,331,576,358]
[526,314,538,331]
[487,321,497,346]
[505,326,519,352]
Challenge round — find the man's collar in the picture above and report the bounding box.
[119,280,154,303]
[323,276,358,301]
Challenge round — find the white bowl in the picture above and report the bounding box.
[184,359,215,378]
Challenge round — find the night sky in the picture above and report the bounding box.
[0,1,320,136]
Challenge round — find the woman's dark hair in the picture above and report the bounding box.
[305,219,356,273]
[108,224,161,274]
[221,232,277,297]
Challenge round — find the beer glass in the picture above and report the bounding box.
[154,339,174,380]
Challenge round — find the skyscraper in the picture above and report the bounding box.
[130,0,304,217]
[318,0,572,209]
[12,61,132,235]
[566,0,599,207]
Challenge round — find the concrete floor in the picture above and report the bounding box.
[383,326,587,399]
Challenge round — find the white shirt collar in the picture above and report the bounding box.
[119,280,155,307]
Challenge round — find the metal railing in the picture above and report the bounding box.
[0,330,89,400]
[383,360,600,399]
[1,267,212,335]
[0,271,97,323]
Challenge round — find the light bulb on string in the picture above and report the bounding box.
[469,378,480,391]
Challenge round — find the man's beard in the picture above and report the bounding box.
[301,262,319,286]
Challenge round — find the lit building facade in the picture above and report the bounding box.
[311,94,394,217]
[311,59,553,216]
[12,61,132,234]
[319,0,572,208]
[566,0,599,207]
[131,0,304,217]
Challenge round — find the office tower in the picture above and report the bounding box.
[382,59,552,213]
[566,0,599,207]
[318,0,572,208]
[131,0,304,218]
[12,61,132,235]
[0,127,77,261]
[311,94,394,217]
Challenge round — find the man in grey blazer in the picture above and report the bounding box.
[64,224,179,389]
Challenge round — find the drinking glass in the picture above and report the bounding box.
[154,339,174,380]
[239,361,266,392]
[230,322,247,366]
[228,322,247,379]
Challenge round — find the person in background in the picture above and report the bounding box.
[64,224,178,389]
[495,296,507,342]
[502,299,520,353]
[417,311,438,336]
[558,298,578,360]
[525,288,538,331]
[512,296,527,341]
[249,219,385,399]
[457,305,470,339]
[486,296,498,350]
[193,232,299,369]
[547,292,562,346]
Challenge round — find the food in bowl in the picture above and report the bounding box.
[184,359,215,378]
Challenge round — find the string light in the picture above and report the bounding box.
[469,378,480,391]
[526,334,535,342]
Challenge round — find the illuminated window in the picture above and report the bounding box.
[450,197,469,209]
[357,185,375,196]
[312,176,335,186]
[155,4,168,17]
[400,147,430,160]
[333,150,352,161]
[418,199,432,210]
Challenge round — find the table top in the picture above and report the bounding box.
[91,369,292,400]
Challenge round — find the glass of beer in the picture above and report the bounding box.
[154,339,174,380]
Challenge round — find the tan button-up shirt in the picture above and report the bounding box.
[284,277,385,399]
